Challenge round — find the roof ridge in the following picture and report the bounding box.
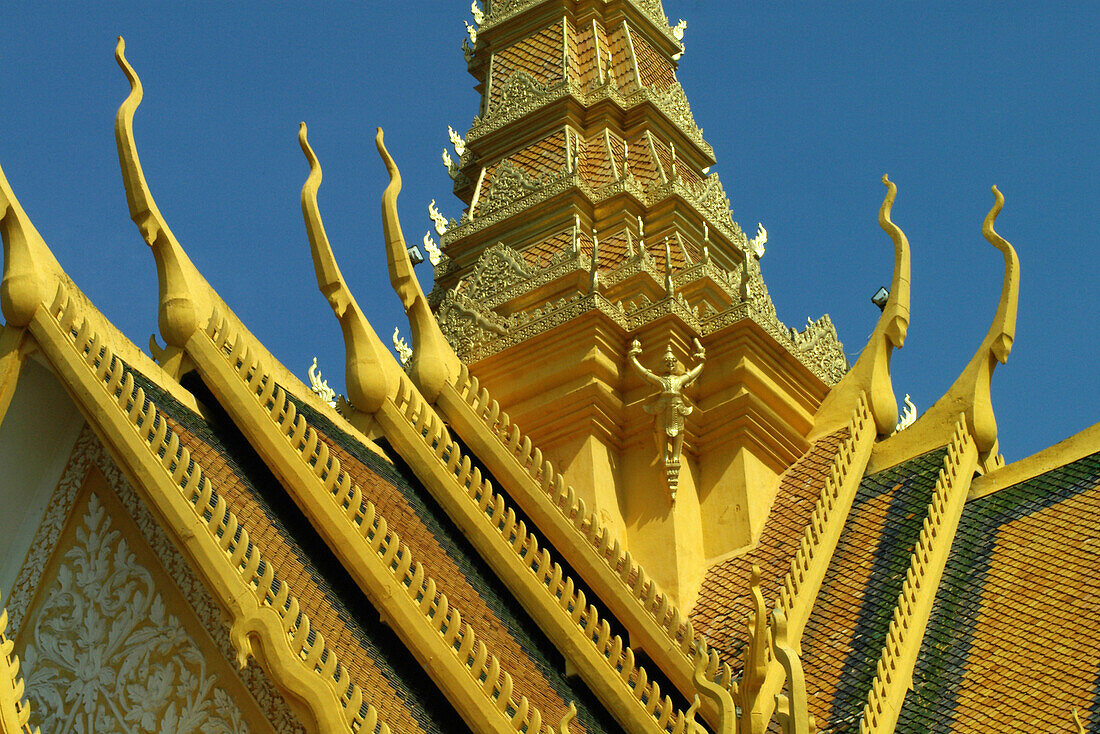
[386,374,700,734]
[858,416,979,734]
[31,284,393,734]
[0,594,38,734]
[200,307,571,734]
[443,363,722,706]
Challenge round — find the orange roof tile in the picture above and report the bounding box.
[692,429,849,669]
[897,450,1100,732]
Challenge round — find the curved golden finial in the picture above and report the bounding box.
[114,37,205,348]
[0,159,63,328]
[557,702,577,733]
[770,608,813,734]
[692,640,736,734]
[982,186,1018,364]
[299,123,391,415]
[811,175,910,438]
[874,186,1019,468]
[376,128,460,403]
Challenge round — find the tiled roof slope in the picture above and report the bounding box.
[896,450,1100,733]
[293,397,625,734]
[799,447,950,733]
[141,370,461,733]
[692,428,850,667]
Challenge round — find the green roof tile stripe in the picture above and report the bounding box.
[896,449,1100,733]
[801,447,949,733]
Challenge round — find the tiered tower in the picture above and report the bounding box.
[429,0,847,607]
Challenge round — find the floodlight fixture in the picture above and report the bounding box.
[871,286,889,311]
[407,245,425,266]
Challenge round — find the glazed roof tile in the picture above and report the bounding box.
[896,450,1100,732]
[143,371,455,733]
[292,397,624,734]
[631,33,676,90]
[490,23,565,109]
[692,429,850,670]
[799,447,950,733]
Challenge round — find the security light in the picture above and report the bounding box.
[871,286,889,311]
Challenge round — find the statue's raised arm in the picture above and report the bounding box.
[680,337,706,388]
[628,338,663,387]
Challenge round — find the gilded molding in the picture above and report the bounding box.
[776,394,875,643]
[29,285,390,734]
[381,377,699,734]
[0,594,38,734]
[466,78,712,161]
[859,418,978,733]
[195,309,564,734]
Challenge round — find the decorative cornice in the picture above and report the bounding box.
[435,246,846,385]
[467,78,712,160]
[480,0,674,47]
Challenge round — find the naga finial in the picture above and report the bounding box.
[771,608,814,734]
[0,154,62,327]
[875,186,1019,468]
[114,37,208,351]
[692,639,736,734]
[299,122,392,415]
[376,128,461,403]
[811,174,910,439]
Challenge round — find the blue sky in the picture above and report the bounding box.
[2,2,1096,461]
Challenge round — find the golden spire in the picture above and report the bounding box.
[299,123,392,415]
[376,128,461,403]
[114,37,207,350]
[811,175,910,438]
[0,159,63,328]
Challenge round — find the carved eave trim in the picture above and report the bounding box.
[465,78,713,162]
[338,370,700,732]
[479,0,677,52]
[27,286,390,734]
[184,309,562,734]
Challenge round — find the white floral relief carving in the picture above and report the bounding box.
[7,428,302,733]
[21,493,249,734]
